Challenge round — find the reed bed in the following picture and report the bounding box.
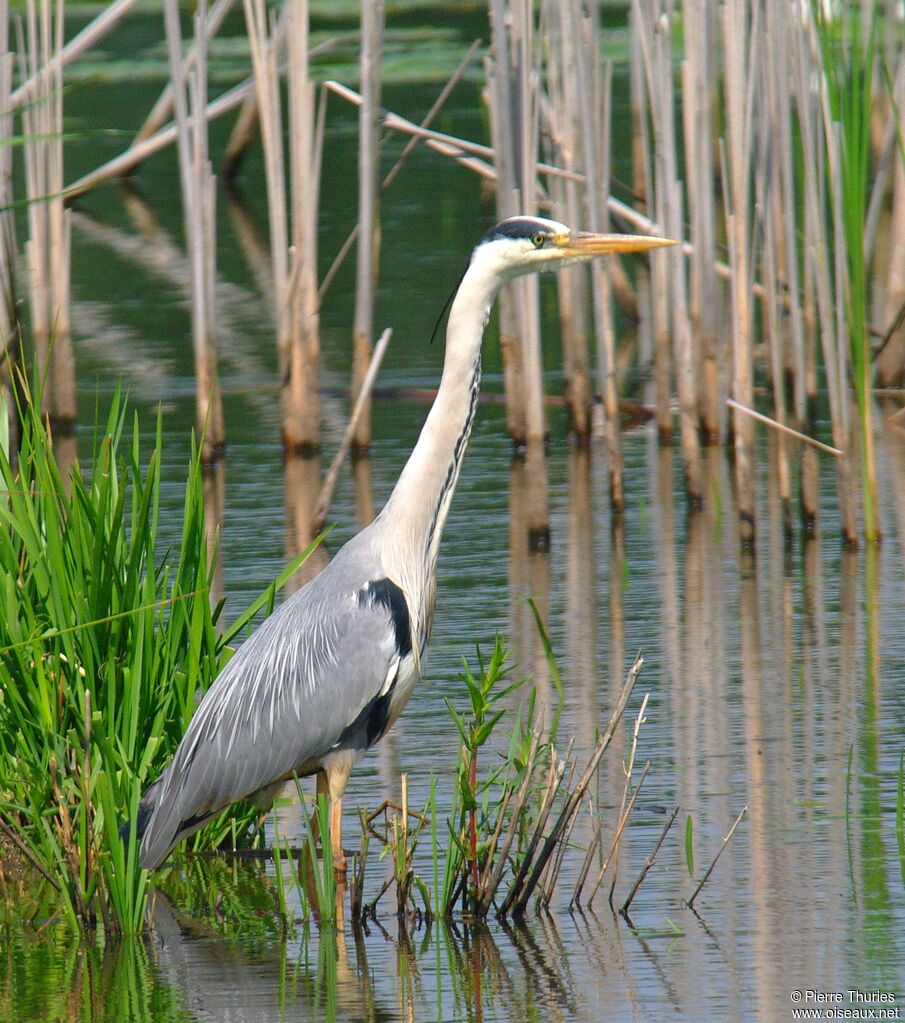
[0,0,898,546]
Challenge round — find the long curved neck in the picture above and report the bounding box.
[380,257,501,615]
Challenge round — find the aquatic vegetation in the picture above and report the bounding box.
[0,385,314,934]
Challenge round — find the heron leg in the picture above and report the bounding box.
[322,752,354,880]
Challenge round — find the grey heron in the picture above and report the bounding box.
[129,215,673,875]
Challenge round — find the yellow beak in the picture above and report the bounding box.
[554,231,677,255]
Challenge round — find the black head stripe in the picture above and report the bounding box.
[479,217,551,245]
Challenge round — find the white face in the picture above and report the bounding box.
[468,216,676,285]
[469,216,576,283]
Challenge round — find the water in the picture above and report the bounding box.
[4,4,905,1020]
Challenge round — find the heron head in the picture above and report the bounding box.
[472,215,676,282]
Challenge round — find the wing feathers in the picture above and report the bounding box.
[137,565,415,869]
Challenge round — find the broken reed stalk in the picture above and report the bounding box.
[64,76,257,201]
[620,803,679,917]
[587,48,627,511]
[350,807,370,920]
[499,653,643,918]
[649,4,703,500]
[537,761,580,909]
[686,804,747,910]
[473,724,542,918]
[499,749,569,918]
[485,0,533,451]
[570,813,602,909]
[791,12,859,545]
[669,180,703,507]
[588,760,650,906]
[350,0,384,453]
[243,0,321,451]
[164,0,224,464]
[764,1,812,528]
[312,326,392,532]
[631,0,673,443]
[759,164,793,538]
[607,690,649,904]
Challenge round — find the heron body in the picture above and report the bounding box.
[131,216,673,872]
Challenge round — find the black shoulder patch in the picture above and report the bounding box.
[358,578,413,658]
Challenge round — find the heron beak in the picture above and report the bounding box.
[554,231,677,256]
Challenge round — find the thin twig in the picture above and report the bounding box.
[0,816,62,893]
[609,691,649,903]
[686,804,748,910]
[570,812,602,909]
[588,760,650,906]
[318,39,481,304]
[620,804,679,916]
[726,398,841,455]
[312,326,392,532]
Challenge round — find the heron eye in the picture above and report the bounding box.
[531,232,546,249]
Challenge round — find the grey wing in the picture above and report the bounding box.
[138,570,405,869]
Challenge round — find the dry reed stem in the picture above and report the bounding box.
[20,0,74,424]
[588,761,650,906]
[283,0,321,450]
[508,654,643,916]
[721,0,759,548]
[312,327,392,532]
[474,724,542,917]
[537,762,580,909]
[570,812,601,909]
[350,0,384,452]
[589,53,626,510]
[607,689,648,904]
[631,0,672,442]
[500,749,569,918]
[725,400,841,456]
[542,1,591,441]
[620,803,679,917]
[681,0,720,443]
[686,804,747,910]
[164,0,224,462]
[791,10,859,544]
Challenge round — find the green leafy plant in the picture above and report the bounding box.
[0,383,315,933]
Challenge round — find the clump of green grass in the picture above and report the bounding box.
[0,383,311,933]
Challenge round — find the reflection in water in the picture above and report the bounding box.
[283,451,329,591]
[508,453,553,716]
